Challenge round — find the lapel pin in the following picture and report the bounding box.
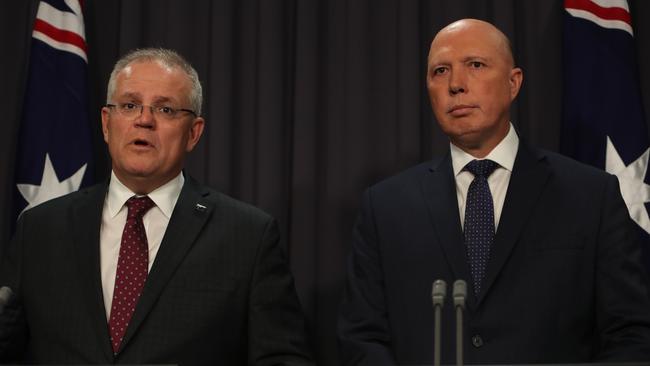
[195,203,207,212]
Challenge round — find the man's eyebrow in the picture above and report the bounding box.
[119,92,142,100]
[151,96,176,105]
[462,55,489,63]
[115,93,177,105]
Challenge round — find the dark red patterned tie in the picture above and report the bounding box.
[108,196,155,353]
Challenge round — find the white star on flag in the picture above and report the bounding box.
[605,136,650,234]
[16,153,87,216]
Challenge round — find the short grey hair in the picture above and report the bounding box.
[106,48,203,116]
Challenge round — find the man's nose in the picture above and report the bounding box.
[449,71,467,95]
[136,105,155,128]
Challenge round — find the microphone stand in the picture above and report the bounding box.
[453,280,467,366]
[431,280,446,366]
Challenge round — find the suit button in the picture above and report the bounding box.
[472,334,484,348]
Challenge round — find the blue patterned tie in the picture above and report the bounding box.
[463,159,498,296]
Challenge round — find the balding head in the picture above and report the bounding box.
[430,19,515,68]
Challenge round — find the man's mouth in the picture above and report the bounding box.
[448,104,477,116]
[131,139,153,148]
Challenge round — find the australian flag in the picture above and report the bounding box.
[14,0,93,221]
[561,0,650,267]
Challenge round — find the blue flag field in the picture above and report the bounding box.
[14,0,93,220]
[562,0,650,267]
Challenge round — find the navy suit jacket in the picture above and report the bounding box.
[0,176,313,365]
[338,142,650,365]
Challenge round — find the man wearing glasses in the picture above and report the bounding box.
[0,48,313,365]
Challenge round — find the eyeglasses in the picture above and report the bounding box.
[106,103,197,120]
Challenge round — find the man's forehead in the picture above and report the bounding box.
[429,39,495,63]
[429,22,511,64]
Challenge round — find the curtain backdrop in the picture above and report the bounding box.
[1,1,649,364]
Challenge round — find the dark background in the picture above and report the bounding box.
[1,1,649,365]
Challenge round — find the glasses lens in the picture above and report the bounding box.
[153,106,177,119]
[118,103,140,117]
[113,103,191,120]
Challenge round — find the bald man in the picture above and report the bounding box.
[338,19,650,365]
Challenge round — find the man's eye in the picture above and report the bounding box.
[122,103,138,110]
[432,67,447,75]
[469,61,484,68]
[157,106,175,115]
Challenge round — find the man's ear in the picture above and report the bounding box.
[509,67,523,101]
[101,107,111,143]
[185,117,205,152]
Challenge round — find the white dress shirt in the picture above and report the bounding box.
[451,123,519,231]
[100,171,184,318]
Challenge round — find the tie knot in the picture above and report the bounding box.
[126,196,155,219]
[464,159,498,178]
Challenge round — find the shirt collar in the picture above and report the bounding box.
[106,171,185,219]
[450,122,520,176]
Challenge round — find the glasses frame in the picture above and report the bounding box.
[105,103,198,120]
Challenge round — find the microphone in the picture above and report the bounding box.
[0,287,13,314]
[453,280,467,366]
[431,279,446,366]
[0,286,16,358]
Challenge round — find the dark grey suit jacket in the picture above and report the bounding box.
[338,142,650,365]
[0,176,313,365]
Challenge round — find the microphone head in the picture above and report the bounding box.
[453,280,467,308]
[431,279,447,307]
[0,286,14,312]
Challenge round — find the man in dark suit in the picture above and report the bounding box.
[338,19,650,364]
[0,48,313,365]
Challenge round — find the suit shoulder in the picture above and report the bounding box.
[368,160,438,194]
[195,184,274,224]
[538,148,614,181]
[20,183,105,219]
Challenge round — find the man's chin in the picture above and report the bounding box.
[114,164,157,180]
[447,128,492,152]
[447,128,482,145]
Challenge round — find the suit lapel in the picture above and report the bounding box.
[72,182,114,362]
[477,142,551,305]
[420,154,476,308]
[119,176,214,351]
